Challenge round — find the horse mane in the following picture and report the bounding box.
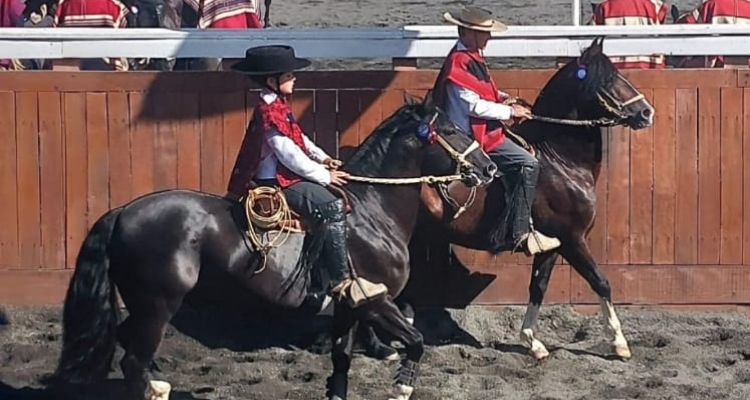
[538,48,617,110]
[342,105,419,177]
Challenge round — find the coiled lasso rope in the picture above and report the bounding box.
[244,186,294,274]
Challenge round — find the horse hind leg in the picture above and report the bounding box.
[561,240,631,360]
[365,299,424,400]
[119,295,183,400]
[520,250,558,361]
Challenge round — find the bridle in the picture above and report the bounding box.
[343,111,487,186]
[527,72,646,128]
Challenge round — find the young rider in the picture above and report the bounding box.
[226,45,388,307]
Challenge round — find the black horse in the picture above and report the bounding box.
[50,94,496,400]
[360,37,655,362]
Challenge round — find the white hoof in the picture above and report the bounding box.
[385,352,401,361]
[531,344,550,361]
[146,380,171,400]
[614,343,632,359]
[387,384,414,400]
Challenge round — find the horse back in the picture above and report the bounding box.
[108,189,317,310]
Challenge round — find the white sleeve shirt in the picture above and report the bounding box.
[445,82,515,135]
[253,89,333,186]
[255,129,332,186]
[444,40,516,135]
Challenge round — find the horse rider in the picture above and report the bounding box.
[674,0,750,68]
[184,0,263,29]
[225,45,388,308]
[589,0,669,69]
[431,6,561,255]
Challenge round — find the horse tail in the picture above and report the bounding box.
[53,207,123,385]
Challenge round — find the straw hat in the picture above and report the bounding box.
[443,7,507,32]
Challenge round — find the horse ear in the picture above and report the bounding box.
[582,36,604,61]
[423,90,434,109]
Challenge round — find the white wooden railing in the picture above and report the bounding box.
[1,25,750,59]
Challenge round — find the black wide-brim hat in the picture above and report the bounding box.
[231,45,312,76]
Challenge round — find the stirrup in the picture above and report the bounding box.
[332,278,388,308]
[517,231,561,256]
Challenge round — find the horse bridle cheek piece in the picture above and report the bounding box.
[596,75,646,122]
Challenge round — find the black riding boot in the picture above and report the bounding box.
[315,199,388,308]
[513,164,560,255]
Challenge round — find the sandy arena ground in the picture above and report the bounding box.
[3,1,749,399]
[1,303,749,400]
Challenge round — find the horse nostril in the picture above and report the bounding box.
[641,108,652,118]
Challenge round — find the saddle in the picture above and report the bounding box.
[242,181,351,237]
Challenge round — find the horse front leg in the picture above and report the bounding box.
[520,250,559,361]
[326,305,358,400]
[560,240,631,359]
[367,298,423,400]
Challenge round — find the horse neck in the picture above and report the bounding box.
[526,90,603,173]
[343,137,427,240]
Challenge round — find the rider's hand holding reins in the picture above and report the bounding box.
[329,170,350,186]
[324,158,343,169]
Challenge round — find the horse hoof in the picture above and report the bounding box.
[387,384,414,400]
[146,380,171,400]
[531,346,550,361]
[614,344,632,360]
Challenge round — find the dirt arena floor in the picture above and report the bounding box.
[1,303,749,400]
[266,0,704,70]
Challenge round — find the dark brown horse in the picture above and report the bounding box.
[361,37,655,362]
[50,94,496,400]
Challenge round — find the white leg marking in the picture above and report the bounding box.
[600,298,631,359]
[317,295,333,316]
[147,380,171,400]
[520,303,549,360]
[388,384,414,400]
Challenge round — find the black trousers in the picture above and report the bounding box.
[487,138,538,173]
[255,179,337,222]
[487,138,539,242]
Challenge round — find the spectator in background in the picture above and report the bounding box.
[55,0,131,70]
[589,0,669,69]
[0,0,24,70]
[674,0,750,68]
[177,0,264,70]
[184,0,263,29]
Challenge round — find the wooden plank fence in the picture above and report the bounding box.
[1,69,750,307]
